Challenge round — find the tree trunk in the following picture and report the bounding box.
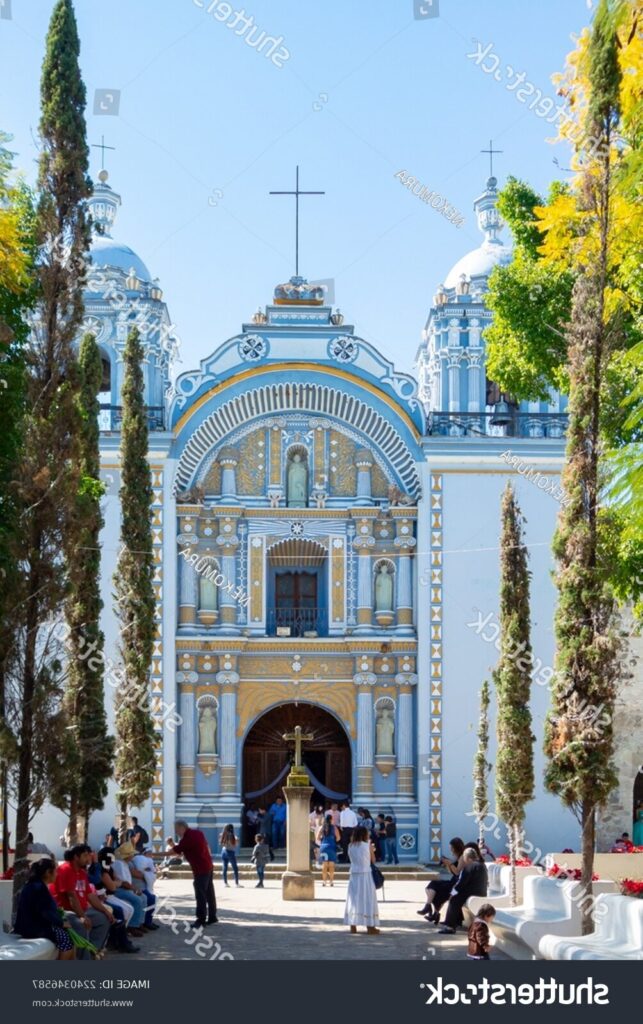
[580,800,596,936]
[118,796,128,845]
[508,824,517,907]
[12,594,38,915]
[79,807,89,844]
[1,762,8,876]
[68,794,79,846]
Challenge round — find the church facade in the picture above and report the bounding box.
[33,169,638,863]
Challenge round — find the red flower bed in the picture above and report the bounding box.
[620,879,643,898]
[495,855,532,866]
[547,863,599,881]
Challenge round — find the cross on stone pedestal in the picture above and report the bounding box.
[282,725,314,769]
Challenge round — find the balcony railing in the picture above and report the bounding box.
[99,405,165,432]
[426,411,568,439]
[268,606,327,638]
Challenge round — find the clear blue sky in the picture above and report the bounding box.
[1,0,590,378]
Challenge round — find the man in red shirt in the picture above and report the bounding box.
[50,844,111,957]
[167,820,217,928]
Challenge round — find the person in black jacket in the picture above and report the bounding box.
[14,859,76,959]
[438,849,488,934]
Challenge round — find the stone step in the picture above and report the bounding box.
[165,863,438,882]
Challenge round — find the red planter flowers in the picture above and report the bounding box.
[547,863,599,881]
[496,855,533,866]
[620,878,643,898]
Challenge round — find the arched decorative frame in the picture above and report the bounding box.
[172,377,422,499]
[196,556,220,612]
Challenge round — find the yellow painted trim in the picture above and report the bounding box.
[174,363,421,440]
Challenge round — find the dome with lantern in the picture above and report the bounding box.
[442,176,512,292]
[88,170,152,283]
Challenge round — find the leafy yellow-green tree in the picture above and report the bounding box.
[544,0,636,935]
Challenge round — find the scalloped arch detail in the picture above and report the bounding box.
[173,381,420,497]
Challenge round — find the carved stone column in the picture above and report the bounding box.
[217,671,239,798]
[177,512,200,630]
[353,449,374,506]
[219,447,240,504]
[352,518,376,634]
[353,671,376,796]
[393,516,416,636]
[177,679,197,796]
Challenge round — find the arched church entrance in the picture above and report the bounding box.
[242,703,351,843]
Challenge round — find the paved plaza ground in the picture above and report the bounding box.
[133,875,510,961]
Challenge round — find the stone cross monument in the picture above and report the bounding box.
[281,725,315,901]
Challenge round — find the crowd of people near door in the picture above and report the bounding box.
[243,800,401,867]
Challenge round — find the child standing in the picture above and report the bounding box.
[251,833,270,888]
[467,904,496,960]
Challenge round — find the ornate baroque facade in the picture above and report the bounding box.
[30,170,641,862]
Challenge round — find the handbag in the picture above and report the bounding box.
[371,863,384,890]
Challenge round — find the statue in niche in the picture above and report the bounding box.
[375,563,394,611]
[387,483,414,507]
[198,705,217,755]
[287,452,308,507]
[376,706,395,755]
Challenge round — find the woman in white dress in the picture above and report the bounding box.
[343,825,380,935]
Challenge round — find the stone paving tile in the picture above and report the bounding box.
[125,879,509,962]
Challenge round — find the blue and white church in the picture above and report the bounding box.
[32,169,639,862]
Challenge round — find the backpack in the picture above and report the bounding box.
[137,826,149,847]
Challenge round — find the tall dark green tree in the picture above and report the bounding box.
[544,0,631,936]
[0,137,37,875]
[113,326,156,839]
[53,334,113,842]
[494,484,535,906]
[472,680,492,849]
[11,0,91,902]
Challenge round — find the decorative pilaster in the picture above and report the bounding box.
[217,671,240,798]
[352,517,376,634]
[393,516,416,635]
[248,534,266,631]
[396,678,417,798]
[267,420,285,506]
[353,449,374,506]
[177,681,196,796]
[447,350,461,413]
[467,350,483,413]
[353,671,376,795]
[216,514,241,635]
[177,545,198,630]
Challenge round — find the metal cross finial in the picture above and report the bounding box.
[91,134,115,172]
[480,139,503,179]
[270,165,324,277]
[282,724,314,769]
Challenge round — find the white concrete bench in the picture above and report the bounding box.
[490,875,617,960]
[467,865,542,918]
[0,880,12,932]
[539,894,643,960]
[0,933,57,960]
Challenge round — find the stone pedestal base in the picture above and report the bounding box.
[281,870,315,901]
[282,782,315,901]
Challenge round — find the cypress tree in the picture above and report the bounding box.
[113,326,156,840]
[544,0,629,937]
[494,484,535,906]
[55,334,114,841]
[472,680,492,850]
[11,0,91,901]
